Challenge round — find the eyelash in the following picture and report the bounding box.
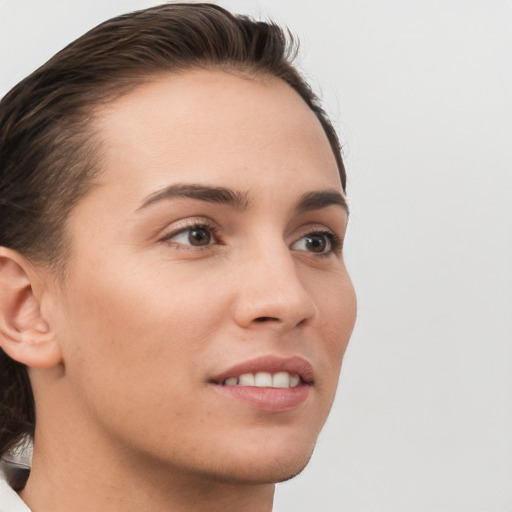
[298,230,343,257]
[160,220,220,250]
[160,221,342,256]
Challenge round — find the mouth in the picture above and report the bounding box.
[210,355,314,387]
[222,371,302,388]
[209,355,314,412]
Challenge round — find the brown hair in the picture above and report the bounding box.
[0,2,346,456]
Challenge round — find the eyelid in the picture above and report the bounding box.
[290,225,344,256]
[158,218,220,248]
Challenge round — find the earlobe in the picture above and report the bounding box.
[0,248,62,368]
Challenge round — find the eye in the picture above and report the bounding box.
[291,231,340,255]
[161,222,217,248]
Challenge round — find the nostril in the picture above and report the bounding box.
[254,316,279,323]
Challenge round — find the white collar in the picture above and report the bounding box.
[0,464,31,512]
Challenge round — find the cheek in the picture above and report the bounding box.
[313,270,357,395]
[63,253,221,331]
[317,270,356,344]
[54,259,230,396]
[51,263,233,448]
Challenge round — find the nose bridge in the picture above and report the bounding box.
[232,231,317,330]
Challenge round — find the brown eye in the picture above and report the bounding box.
[188,227,211,246]
[163,223,217,248]
[304,234,328,253]
[291,231,338,255]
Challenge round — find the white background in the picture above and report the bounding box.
[1,1,511,511]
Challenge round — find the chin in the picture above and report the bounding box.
[200,438,317,486]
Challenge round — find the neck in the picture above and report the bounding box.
[21,440,275,512]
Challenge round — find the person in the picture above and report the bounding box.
[0,3,356,511]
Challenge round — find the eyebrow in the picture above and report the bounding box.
[295,189,349,215]
[137,183,348,215]
[138,183,250,211]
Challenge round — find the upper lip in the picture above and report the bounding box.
[210,355,315,385]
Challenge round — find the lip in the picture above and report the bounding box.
[212,385,311,412]
[210,355,315,385]
[209,355,314,413]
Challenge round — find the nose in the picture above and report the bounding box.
[231,241,317,331]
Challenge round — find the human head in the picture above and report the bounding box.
[0,2,350,481]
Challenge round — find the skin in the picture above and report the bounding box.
[5,70,356,511]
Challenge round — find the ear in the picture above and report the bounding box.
[0,247,62,368]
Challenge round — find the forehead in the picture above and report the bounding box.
[92,69,342,203]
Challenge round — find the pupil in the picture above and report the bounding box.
[189,228,211,246]
[306,234,326,253]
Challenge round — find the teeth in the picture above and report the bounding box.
[223,372,301,388]
[272,371,290,388]
[255,372,272,387]
[239,373,255,386]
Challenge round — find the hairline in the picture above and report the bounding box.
[48,65,346,280]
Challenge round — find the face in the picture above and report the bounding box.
[45,70,356,484]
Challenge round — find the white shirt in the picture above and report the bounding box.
[0,467,31,512]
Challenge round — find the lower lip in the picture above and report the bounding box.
[212,384,311,412]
